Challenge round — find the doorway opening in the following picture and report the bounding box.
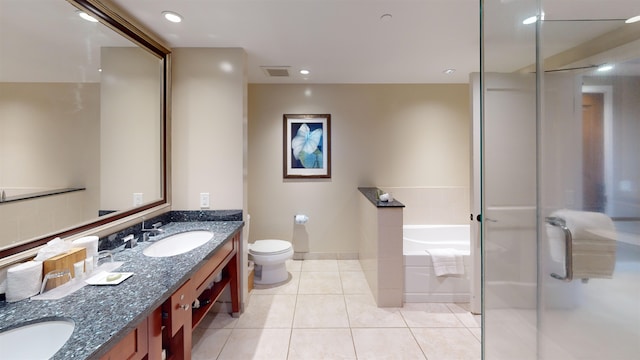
[582,85,613,215]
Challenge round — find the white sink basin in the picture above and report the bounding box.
[0,318,75,358]
[143,230,214,257]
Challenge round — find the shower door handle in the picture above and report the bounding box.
[475,214,497,222]
[546,216,573,282]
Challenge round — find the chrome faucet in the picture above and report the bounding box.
[123,234,137,248]
[141,219,164,241]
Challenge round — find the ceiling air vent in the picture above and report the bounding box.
[261,66,290,77]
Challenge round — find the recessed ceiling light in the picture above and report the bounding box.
[220,62,234,73]
[597,64,614,72]
[162,11,183,23]
[300,69,310,75]
[77,10,98,23]
[626,15,640,24]
[443,69,456,75]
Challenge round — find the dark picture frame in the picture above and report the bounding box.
[283,114,331,178]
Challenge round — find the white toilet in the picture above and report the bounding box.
[249,239,293,285]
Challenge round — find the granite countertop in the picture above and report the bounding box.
[0,220,243,360]
[358,187,405,208]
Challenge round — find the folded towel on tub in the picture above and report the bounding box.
[427,248,464,276]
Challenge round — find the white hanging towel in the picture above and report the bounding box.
[427,248,464,276]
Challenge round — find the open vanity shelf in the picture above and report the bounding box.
[160,232,240,360]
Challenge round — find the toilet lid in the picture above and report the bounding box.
[249,239,292,255]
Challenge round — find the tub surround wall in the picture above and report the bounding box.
[358,187,404,307]
[380,186,469,225]
[404,255,471,303]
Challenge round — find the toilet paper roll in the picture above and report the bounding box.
[72,236,99,258]
[294,214,309,224]
[6,261,43,302]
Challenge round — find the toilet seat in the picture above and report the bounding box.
[249,239,294,285]
[249,239,292,256]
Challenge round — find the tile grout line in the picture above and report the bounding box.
[199,260,481,359]
[407,327,430,360]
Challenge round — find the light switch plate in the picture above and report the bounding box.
[200,192,210,209]
[133,193,143,206]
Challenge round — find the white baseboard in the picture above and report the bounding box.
[404,293,470,303]
[293,252,359,260]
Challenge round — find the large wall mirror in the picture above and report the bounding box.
[0,0,170,258]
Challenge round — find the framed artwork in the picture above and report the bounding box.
[283,114,331,178]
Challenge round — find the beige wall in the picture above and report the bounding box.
[0,82,100,248]
[100,47,163,210]
[171,48,247,210]
[248,84,470,255]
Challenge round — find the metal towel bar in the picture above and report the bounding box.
[546,216,573,282]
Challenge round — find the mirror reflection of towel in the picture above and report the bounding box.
[427,248,464,276]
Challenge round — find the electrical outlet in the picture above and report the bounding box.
[200,192,210,209]
[133,193,143,206]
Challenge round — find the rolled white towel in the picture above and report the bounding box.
[72,236,99,258]
[551,209,615,241]
[6,261,43,302]
[427,248,464,276]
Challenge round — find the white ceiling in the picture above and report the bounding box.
[110,0,480,84]
[2,0,640,84]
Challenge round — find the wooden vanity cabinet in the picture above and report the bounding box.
[147,307,163,360]
[162,232,241,360]
[99,307,162,360]
[99,316,149,360]
[162,279,194,360]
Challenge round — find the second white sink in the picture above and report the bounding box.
[143,230,214,257]
[0,318,75,359]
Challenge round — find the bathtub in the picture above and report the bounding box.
[403,225,472,303]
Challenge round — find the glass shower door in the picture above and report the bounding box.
[480,0,539,358]
[481,0,640,358]
[537,16,640,360]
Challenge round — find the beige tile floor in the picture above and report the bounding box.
[192,259,481,359]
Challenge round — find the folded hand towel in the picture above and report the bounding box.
[548,209,617,279]
[427,248,464,276]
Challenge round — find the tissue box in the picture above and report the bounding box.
[42,247,86,290]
